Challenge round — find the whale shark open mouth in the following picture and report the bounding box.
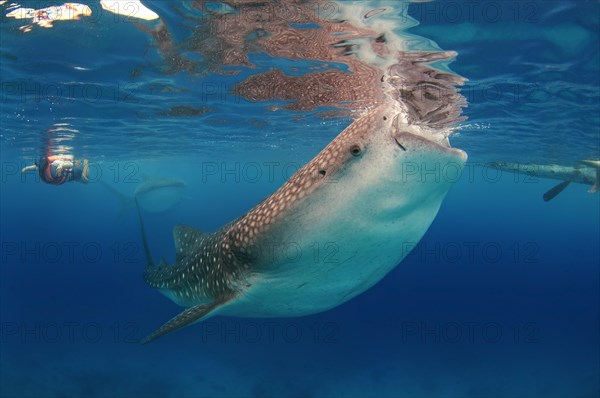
[394,130,467,164]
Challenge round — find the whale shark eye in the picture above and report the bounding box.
[350,145,362,156]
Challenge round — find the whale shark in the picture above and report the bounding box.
[102,177,188,214]
[137,54,468,343]
[488,160,600,201]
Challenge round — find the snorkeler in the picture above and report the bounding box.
[21,154,89,185]
[488,159,600,201]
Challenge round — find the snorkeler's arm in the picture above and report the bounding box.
[21,165,38,173]
[80,159,89,183]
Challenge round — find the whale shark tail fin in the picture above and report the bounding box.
[543,180,571,201]
[134,196,155,268]
[141,292,235,344]
[100,181,134,217]
[579,160,600,193]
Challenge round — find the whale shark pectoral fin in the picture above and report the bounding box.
[141,293,234,344]
[543,180,571,201]
[173,225,206,262]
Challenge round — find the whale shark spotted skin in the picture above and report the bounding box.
[138,56,468,343]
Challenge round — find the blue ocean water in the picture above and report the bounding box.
[1,1,599,397]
